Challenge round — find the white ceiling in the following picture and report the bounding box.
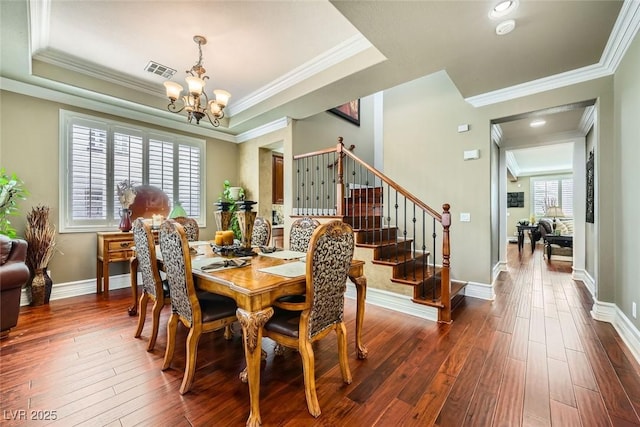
[1,0,638,175]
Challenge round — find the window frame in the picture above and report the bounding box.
[59,110,206,233]
[530,174,573,219]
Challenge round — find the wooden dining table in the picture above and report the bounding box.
[129,243,368,427]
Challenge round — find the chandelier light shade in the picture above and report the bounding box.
[163,35,231,127]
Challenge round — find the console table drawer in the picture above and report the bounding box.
[108,240,134,252]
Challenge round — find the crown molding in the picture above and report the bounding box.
[466,0,640,108]
[228,33,372,116]
[28,0,50,56]
[505,150,520,177]
[0,76,236,142]
[491,123,503,145]
[579,105,596,135]
[33,48,165,98]
[235,117,290,143]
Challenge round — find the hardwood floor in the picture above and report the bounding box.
[2,244,640,426]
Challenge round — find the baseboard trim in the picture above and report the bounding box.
[20,274,131,306]
[572,268,595,297]
[592,299,640,365]
[493,261,507,281]
[465,281,495,301]
[346,282,438,322]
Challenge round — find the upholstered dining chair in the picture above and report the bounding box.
[263,220,355,418]
[172,216,199,241]
[132,218,170,352]
[159,220,238,394]
[251,216,272,247]
[289,217,320,252]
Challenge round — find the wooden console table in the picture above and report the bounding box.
[516,224,538,253]
[543,234,573,260]
[96,231,136,295]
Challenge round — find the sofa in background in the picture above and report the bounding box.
[0,235,30,339]
[532,218,574,259]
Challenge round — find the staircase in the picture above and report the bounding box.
[293,138,463,323]
[342,187,467,320]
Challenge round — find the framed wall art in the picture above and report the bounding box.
[586,149,595,224]
[329,99,360,126]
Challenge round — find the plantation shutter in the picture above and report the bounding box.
[177,144,202,217]
[61,110,206,232]
[69,121,108,222]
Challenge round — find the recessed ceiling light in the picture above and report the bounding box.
[496,19,516,35]
[489,0,519,19]
[530,119,546,128]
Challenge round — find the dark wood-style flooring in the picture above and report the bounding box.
[2,244,640,426]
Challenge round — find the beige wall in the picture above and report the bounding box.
[614,31,640,326]
[237,127,288,226]
[383,71,492,284]
[0,91,239,284]
[507,176,532,239]
[380,69,617,291]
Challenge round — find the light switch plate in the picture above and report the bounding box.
[460,212,471,222]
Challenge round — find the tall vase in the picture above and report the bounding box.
[119,208,132,232]
[30,268,53,306]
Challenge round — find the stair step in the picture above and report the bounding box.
[412,279,467,306]
[344,205,383,217]
[354,227,398,244]
[344,215,383,229]
[347,187,383,201]
[373,240,414,260]
[390,263,438,286]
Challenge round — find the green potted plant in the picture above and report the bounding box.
[217,180,244,240]
[0,168,28,238]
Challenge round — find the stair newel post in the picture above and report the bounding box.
[440,203,452,323]
[336,137,345,217]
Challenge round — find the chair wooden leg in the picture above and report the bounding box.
[162,313,179,371]
[179,325,202,395]
[299,339,321,417]
[223,324,233,340]
[147,296,162,352]
[336,322,352,384]
[134,292,149,338]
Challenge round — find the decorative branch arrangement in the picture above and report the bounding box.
[25,205,57,271]
[116,179,137,209]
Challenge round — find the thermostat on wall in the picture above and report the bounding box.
[463,149,480,160]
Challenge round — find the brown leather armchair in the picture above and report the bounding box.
[0,235,30,339]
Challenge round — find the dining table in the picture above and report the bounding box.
[129,242,368,427]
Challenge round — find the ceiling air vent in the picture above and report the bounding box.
[144,61,176,79]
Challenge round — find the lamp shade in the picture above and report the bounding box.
[545,206,565,218]
[213,89,231,107]
[164,81,183,100]
[186,76,205,95]
[169,201,188,219]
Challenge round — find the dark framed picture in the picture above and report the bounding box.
[586,150,595,223]
[329,99,360,126]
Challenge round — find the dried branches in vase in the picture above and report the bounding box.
[116,179,137,232]
[25,205,57,305]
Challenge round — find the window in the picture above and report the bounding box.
[531,175,573,218]
[60,110,206,232]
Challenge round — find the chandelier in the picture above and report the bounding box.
[163,35,231,127]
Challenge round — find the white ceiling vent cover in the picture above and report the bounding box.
[144,61,176,78]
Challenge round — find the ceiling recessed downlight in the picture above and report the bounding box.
[530,119,547,128]
[489,0,519,19]
[496,19,516,35]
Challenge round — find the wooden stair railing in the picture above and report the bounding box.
[293,138,461,323]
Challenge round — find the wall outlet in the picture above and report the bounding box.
[460,212,471,222]
[633,302,637,319]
